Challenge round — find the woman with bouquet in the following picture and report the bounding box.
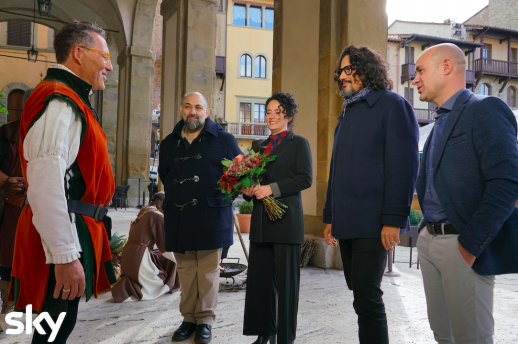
[241,92,312,344]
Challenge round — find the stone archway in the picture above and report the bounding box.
[0,0,162,204]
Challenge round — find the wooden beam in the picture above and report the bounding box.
[500,36,510,44]
[421,42,431,50]
[499,78,509,94]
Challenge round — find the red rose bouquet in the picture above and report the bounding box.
[217,146,287,220]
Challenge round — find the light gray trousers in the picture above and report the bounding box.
[417,229,495,344]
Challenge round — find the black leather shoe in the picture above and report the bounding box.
[194,324,212,343]
[172,322,197,341]
[252,335,276,344]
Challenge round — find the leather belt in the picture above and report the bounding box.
[25,198,108,223]
[128,240,152,250]
[426,223,458,235]
[67,199,108,222]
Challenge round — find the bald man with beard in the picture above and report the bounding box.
[413,43,518,343]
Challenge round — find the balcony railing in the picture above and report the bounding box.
[474,58,518,78]
[466,70,475,85]
[401,63,416,84]
[226,121,270,139]
[414,108,434,122]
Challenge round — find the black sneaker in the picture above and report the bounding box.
[194,324,212,343]
[172,322,197,341]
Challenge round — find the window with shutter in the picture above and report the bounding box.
[405,46,415,64]
[404,87,414,107]
[7,21,31,47]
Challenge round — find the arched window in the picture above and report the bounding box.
[240,54,252,77]
[255,55,266,78]
[508,86,517,108]
[481,83,491,96]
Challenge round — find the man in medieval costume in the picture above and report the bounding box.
[7,21,116,343]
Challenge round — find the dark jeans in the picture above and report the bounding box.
[31,296,80,344]
[339,238,389,344]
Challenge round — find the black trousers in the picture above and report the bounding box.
[31,296,80,344]
[339,238,389,344]
[243,242,301,344]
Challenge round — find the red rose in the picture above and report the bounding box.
[264,144,272,153]
[235,154,244,162]
[266,154,270,158]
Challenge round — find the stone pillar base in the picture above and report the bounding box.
[305,234,343,270]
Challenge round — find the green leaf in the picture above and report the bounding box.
[241,177,250,187]
[221,159,232,167]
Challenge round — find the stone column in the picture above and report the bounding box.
[273,0,388,269]
[115,45,155,205]
[160,0,218,139]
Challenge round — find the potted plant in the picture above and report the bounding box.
[109,232,127,281]
[400,208,422,247]
[236,200,253,233]
[214,116,228,130]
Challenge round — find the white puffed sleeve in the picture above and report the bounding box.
[24,98,83,264]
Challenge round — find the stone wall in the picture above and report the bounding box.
[153,0,164,111]
[213,3,227,120]
[488,0,518,30]
[102,35,121,172]
[464,0,518,31]
[464,6,488,26]
[475,77,518,110]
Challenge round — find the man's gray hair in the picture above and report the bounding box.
[182,92,209,109]
[54,21,105,64]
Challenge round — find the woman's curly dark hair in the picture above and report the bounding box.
[265,92,299,130]
[335,45,393,91]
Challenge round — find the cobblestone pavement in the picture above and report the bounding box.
[1,208,517,343]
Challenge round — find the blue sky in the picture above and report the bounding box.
[386,0,489,26]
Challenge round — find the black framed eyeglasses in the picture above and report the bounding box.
[335,65,355,77]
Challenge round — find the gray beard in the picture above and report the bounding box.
[340,88,356,99]
[185,117,203,130]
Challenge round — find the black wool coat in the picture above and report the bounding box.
[158,118,242,253]
[246,131,313,244]
[323,89,420,239]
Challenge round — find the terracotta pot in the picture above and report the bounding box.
[236,213,251,233]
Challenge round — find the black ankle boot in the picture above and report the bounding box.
[252,335,276,344]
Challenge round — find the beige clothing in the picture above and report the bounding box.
[175,248,223,325]
[111,207,180,302]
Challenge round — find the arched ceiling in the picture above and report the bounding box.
[0,0,149,54]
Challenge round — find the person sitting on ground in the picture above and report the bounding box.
[111,192,180,302]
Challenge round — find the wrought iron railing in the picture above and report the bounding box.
[225,121,270,138]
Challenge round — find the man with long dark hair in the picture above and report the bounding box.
[323,45,419,343]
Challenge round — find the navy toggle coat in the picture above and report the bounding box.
[158,117,242,253]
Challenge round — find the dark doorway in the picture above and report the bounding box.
[7,89,25,122]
